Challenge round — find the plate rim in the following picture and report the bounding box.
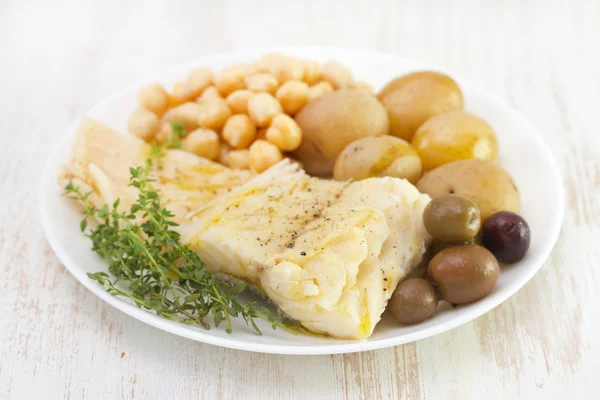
[39,47,565,355]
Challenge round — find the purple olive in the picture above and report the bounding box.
[482,211,530,263]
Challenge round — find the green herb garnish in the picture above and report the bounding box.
[63,134,294,335]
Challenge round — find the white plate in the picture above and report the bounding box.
[39,48,564,355]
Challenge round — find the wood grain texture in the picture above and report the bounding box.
[1,0,599,399]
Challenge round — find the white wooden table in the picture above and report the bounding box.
[1,1,599,398]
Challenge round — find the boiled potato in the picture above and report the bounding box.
[293,89,389,175]
[378,71,463,141]
[334,136,422,183]
[416,159,520,221]
[411,110,498,171]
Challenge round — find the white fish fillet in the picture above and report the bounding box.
[59,118,251,222]
[61,119,431,339]
[178,161,431,339]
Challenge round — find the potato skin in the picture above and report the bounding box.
[293,89,389,175]
[412,110,498,171]
[333,135,422,183]
[416,159,520,221]
[378,71,463,142]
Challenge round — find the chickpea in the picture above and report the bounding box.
[273,61,305,83]
[171,81,197,105]
[219,141,233,166]
[227,149,250,170]
[307,81,334,101]
[255,53,289,74]
[197,86,222,103]
[265,114,302,151]
[197,97,231,130]
[225,90,253,114]
[247,93,282,127]
[214,66,246,96]
[186,67,214,98]
[182,128,220,160]
[245,73,278,94]
[352,81,373,94]
[260,55,305,83]
[164,102,202,131]
[138,84,168,116]
[128,108,160,142]
[276,81,309,115]
[303,61,322,85]
[322,61,353,89]
[169,82,189,108]
[248,140,283,173]
[222,114,257,149]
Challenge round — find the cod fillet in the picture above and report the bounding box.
[178,161,431,339]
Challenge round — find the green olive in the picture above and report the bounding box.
[423,194,481,242]
[428,244,499,304]
[389,278,439,324]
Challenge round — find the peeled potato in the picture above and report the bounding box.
[293,89,389,175]
[378,71,463,141]
[334,136,422,183]
[411,110,498,171]
[416,159,520,221]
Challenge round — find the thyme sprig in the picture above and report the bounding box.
[63,129,295,335]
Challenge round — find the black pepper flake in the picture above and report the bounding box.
[383,288,387,291]
[300,251,307,256]
[384,277,388,281]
